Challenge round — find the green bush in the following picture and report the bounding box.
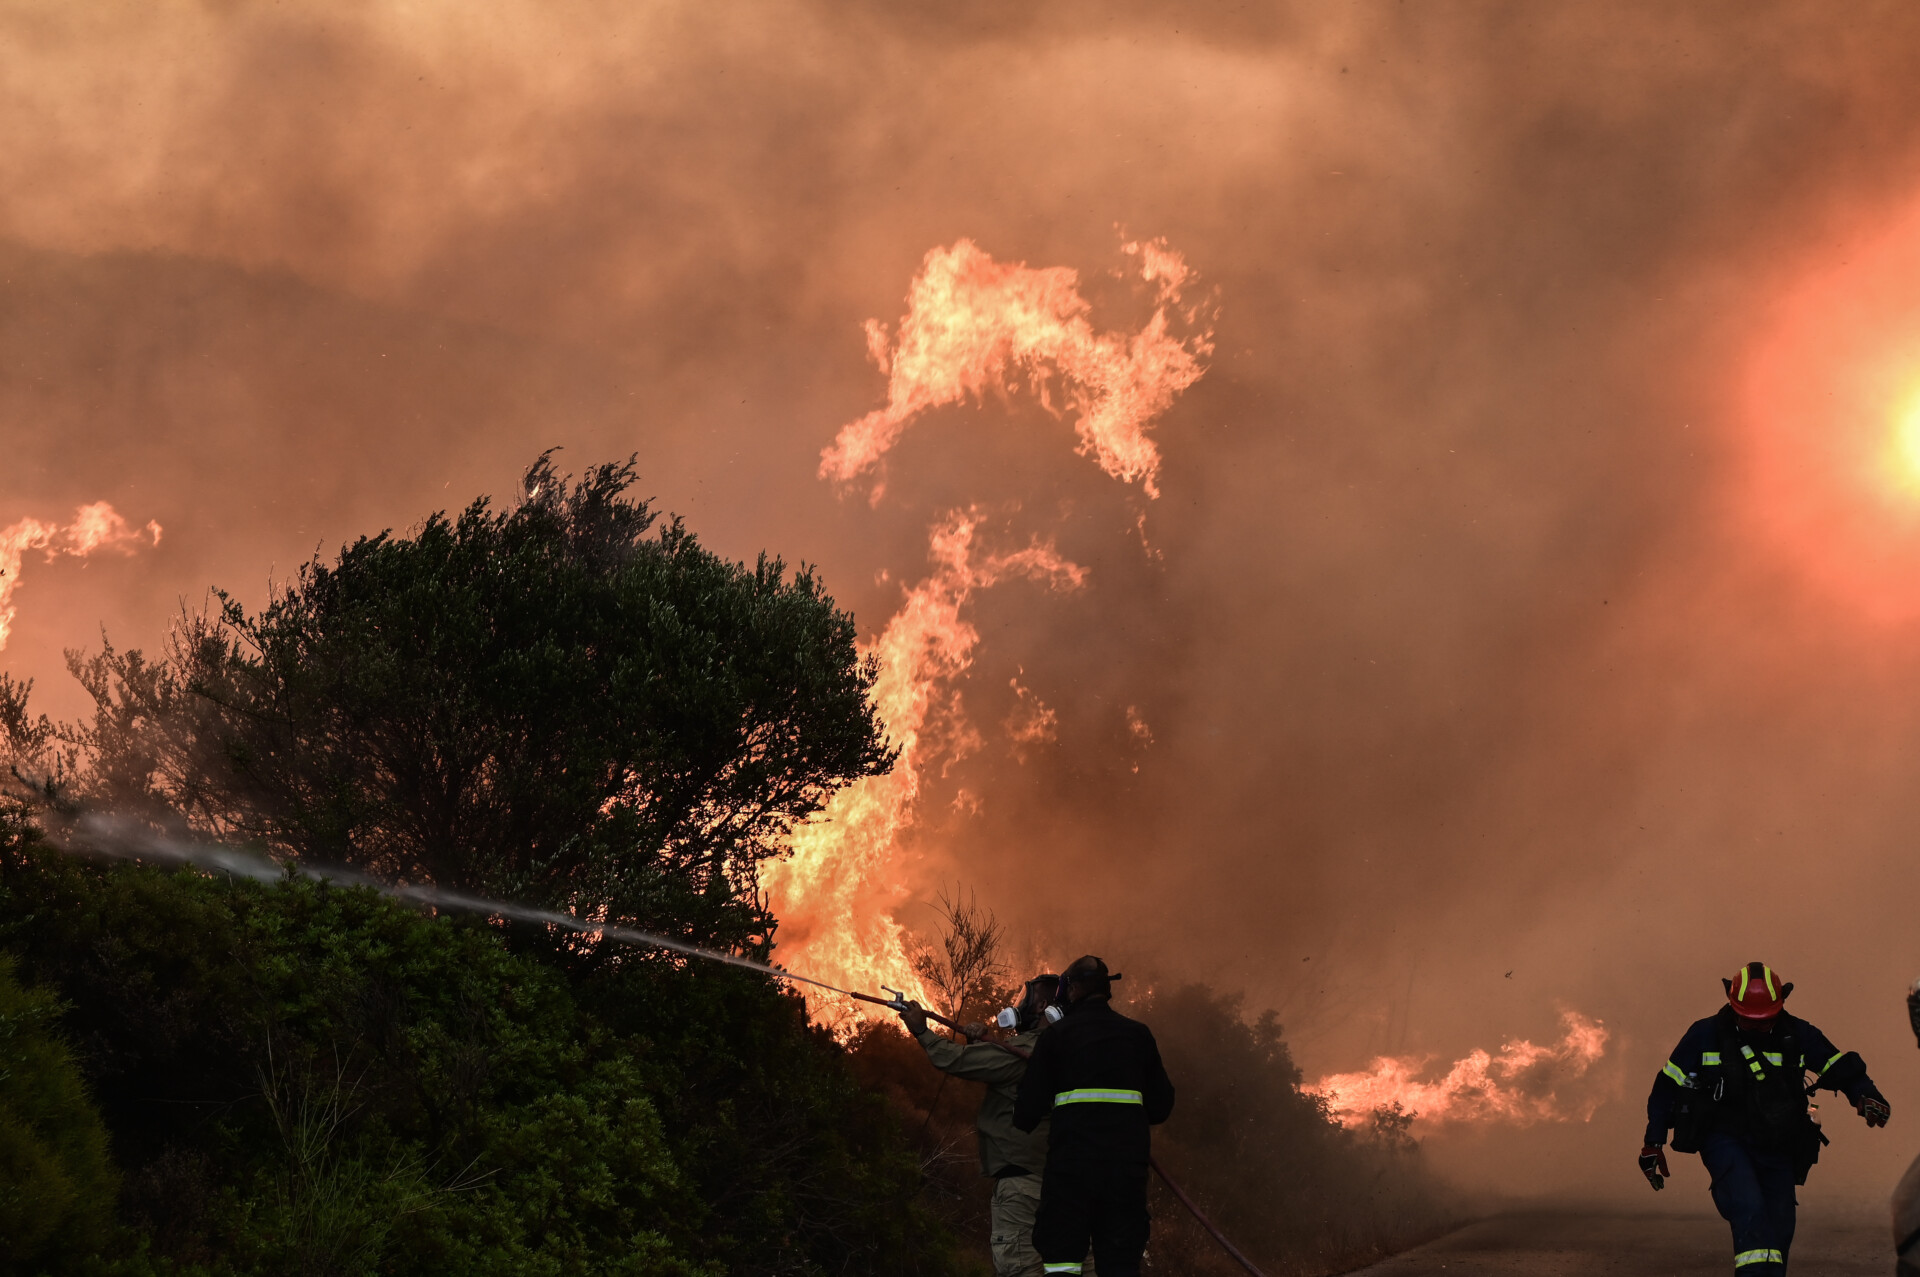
[0,842,961,1277]
[0,951,118,1275]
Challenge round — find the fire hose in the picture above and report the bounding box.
[847,988,1270,1277]
[40,812,1270,1276]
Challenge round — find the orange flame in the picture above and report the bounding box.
[1307,1011,1612,1129]
[821,237,1213,500]
[775,236,1209,1028]
[0,502,162,652]
[1004,675,1059,750]
[760,511,1085,1022]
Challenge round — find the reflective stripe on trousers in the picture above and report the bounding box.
[1054,1089,1144,1106]
[1735,1248,1784,1268]
[1043,1266,1083,1274]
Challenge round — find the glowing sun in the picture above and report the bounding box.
[1742,197,1920,622]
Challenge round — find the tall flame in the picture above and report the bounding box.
[821,237,1213,500]
[1307,1011,1612,1129]
[0,502,162,652]
[774,235,1208,1026]
[761,511,1085,1018]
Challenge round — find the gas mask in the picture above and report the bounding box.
[995,1003,1064,1028]
[996,975,1064,1032]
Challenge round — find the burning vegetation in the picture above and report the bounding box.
[0,455,1457,1276]
[1307,1011,1614,1130]
[0,503,160,653]
[819,237,1213,500]
[766,236,1212,1029]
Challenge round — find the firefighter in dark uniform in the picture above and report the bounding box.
[1640,961,1890,1276]
[1013,955,1174,1277]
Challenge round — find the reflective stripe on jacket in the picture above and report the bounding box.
[1644,1007,1873,1148]
[1012,997,1175,1170]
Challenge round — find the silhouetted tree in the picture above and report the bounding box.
[58,454,893,957]
[911,887,1011,1027]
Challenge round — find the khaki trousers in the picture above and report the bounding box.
[992,1175,1096,1277]
[990,1175,1045,1277]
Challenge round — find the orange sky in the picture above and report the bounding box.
[11,0,1920,1201]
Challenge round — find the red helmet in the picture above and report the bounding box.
[1724,961,1792,1020]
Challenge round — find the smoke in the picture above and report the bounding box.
[9,0,1920,1201]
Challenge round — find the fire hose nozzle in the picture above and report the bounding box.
[881,985,912,1011]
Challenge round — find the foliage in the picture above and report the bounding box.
[54,454,893,958]
[0,841,964,1277]
[1134,984,1457,1276]
[0,946,118,1275]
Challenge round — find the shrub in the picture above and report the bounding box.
[0,951,118,1275]
[0,843,962,1277]
[1135,984,1458,1275]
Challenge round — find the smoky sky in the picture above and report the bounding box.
[9,0,1920,1200]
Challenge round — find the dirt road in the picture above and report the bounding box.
[1340,1209,1889,1275]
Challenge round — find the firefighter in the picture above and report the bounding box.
[1891,980,1920,1274]
[898,975,1062,1277]
[1013,955,1175,1277]
[1641,961,1890,1276]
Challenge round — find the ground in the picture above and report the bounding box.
[1339,1209,1889,1275]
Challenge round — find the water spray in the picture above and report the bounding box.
[41,809,1268,1277]
[52,811,861,997]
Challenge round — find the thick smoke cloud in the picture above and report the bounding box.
[9,0,1920,1200]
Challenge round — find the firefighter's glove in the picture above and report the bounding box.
[1860,1094,1892,1128]
[896,1001,929,1037]
[1638,1144,1669,1191]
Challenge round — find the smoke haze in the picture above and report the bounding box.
[10,0,1920,1203]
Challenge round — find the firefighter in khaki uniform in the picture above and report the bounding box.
[1640,961,1889,1276]
[899,975,1065,1277]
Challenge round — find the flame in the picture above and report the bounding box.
[775,235,1209,1027]
[1004,675,1058,748]
[760,511,1086,1021]
[821,237,1214,500]
[0,502,162,652]
[1307,1010,1611,1129]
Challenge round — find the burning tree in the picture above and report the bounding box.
[909,887,1011,1028]
[50,454,895,959]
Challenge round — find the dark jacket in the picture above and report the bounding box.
[1012,997,1175,1170]
[915,1026,1049,1177]
[1644,1006,1879,1150]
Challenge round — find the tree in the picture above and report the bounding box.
[60,454,894,957]
[910,887,1011,1027]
